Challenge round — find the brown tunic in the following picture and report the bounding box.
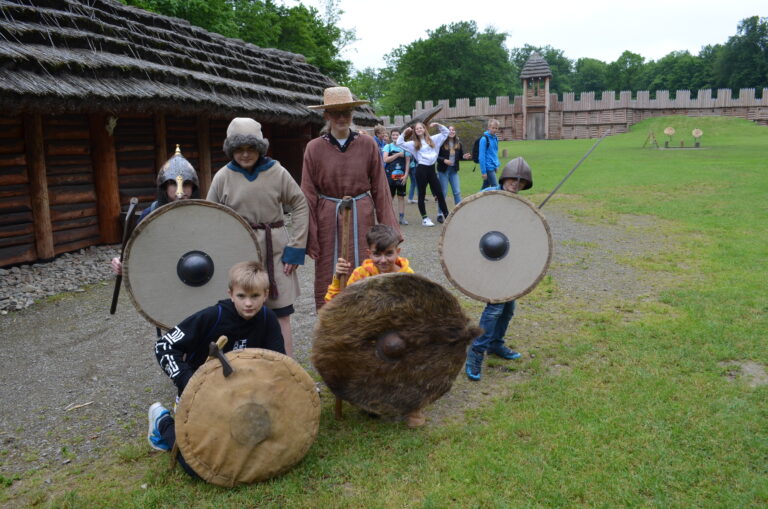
[207,159,309,311]
[301,133,400,309]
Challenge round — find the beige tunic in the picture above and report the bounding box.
[207,159,309,310]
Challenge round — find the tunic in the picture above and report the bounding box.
[301,132,400,310]
[207,158,309,310]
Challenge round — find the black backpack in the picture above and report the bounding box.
[472,134,490,164]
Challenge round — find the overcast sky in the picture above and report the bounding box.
[297,0,764,72]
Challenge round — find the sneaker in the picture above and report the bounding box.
[422,217,435,227]
[407,199,417,204]
[488,344,522,360]
[465,349,484,381]
[405,409,426,428]
[147,402,171,451]
[399,217,409,225]
[437,214,445,224]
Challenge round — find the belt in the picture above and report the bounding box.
[319,192,368,274]
[251,220,285,300]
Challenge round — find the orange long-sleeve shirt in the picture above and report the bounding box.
[324,257,414,302]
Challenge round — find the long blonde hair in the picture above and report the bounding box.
[411,122,435,152]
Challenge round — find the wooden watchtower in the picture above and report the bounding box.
[520,53,553,140]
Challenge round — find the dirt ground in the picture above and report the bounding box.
[0,196,671,481]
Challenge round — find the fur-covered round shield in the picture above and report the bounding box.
[175,348,320,487]
[439,191,552,303]
[312,273,482,417]
[123,200,261,329]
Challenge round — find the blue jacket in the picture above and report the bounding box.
[478,131,499,175]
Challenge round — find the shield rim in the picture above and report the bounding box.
[438,190,553,303]
[122,199,261,329]
[175,348,321,486]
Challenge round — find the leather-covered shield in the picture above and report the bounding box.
[439,191,552,303]
[312,273,482,417]
[123,200,261,330]
[175,348,320,486]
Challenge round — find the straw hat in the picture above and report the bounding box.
[308,86,370,111]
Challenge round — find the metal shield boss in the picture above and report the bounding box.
[439,190,553,303]
[123,200,261,329]
[175,349,321,486]
[312,273,482,417]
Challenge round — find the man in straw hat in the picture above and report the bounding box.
[301,87,400,310]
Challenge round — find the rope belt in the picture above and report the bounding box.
[319,192,368,274]
[251,220,285,300]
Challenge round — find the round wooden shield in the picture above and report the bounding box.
[312,273,482,417]
[123,200,261,330]
[175,348,320,486]
[439,191,552,303]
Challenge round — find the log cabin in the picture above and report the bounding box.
[0,0,377,267]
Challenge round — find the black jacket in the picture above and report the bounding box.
[154,299,284,395]
[436,140,465,173]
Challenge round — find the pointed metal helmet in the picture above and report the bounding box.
[156,145,199,189]
[498,157,533,190]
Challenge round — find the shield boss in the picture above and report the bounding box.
[123,200,261,329]
[439,191,552,303]
[175,348,320,486]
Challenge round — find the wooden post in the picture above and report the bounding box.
[154,113,167,173]
[521,78,528,140]
[544,77,550,139]
[23,114,55,260]
[89,113,122,244]
[197,114,211,197]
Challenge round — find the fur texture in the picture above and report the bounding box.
[312,273,483,417]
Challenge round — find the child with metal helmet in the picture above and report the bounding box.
[110,146,200,275]
[466,156,533,381]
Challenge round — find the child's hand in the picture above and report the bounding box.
[111,257,122,275]
[334,258,351,277]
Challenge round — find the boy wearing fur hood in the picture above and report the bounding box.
[207,118,309,357]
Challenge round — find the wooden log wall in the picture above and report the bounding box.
[397,88,768,140]
[0,116,35,265]
[44,115,101,256]
[0,112,319,267]
[114,116,158,212]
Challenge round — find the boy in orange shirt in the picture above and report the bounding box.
[324,224,413,301]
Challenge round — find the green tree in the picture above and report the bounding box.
[346,67,391,112]
[572,58,608,93]
[379,21,514,115]
[641,51,707,93]
[605,51,645,91]
[713,16,768,90]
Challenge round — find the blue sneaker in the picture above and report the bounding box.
[465,349,484,381]
[488,344,522,360]
[147,402,171,451]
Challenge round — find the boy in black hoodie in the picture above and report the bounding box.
[147,261,284,477]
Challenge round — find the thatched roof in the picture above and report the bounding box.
[519,52,552,80]
[0,0,378,125]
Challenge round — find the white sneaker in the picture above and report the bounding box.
[422,217,435,227]
[408,199,417,204]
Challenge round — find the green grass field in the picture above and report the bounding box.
[4,116,767,508]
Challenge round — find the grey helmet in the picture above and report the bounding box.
[498,157,533,190]
[157,145,199,190]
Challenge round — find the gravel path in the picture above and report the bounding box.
[0,197,666,480]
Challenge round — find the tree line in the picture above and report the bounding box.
[351,17,768,116]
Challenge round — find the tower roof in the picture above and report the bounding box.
[520,52,553,79]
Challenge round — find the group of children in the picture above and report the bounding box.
[133,91,534,480]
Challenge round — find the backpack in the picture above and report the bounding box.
[471,134,490,164]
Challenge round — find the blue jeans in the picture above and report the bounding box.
[438,167,462,206]
[408,167,417,200]
[472,300,515,353]
[480,169,498,190]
